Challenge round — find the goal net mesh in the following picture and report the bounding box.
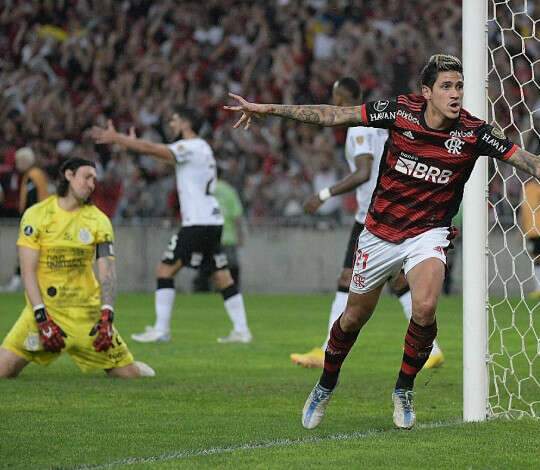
[487,0,539,418]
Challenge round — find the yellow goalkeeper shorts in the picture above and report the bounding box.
[1,305,134,372]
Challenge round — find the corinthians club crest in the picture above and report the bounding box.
[78,228,93,244]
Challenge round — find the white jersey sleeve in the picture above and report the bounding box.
[344,126,388,224]
[167,138,224,227]
[346,127,378,159]
[168,141,193,163]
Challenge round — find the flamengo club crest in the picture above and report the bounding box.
[444,136,465,155]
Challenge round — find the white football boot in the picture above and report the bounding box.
[134,361,156,377]
[131,326,171,343]
[217,330,252,344]
[392,388,416,429]
[302,382,334,429]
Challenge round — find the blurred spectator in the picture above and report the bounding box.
[15,147,49,214]
[310,136,342,226]
[0,1,536,226]
[1,146,49,292]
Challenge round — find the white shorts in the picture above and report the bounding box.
[349,226,453,294]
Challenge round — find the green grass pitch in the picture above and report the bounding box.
[0,292,538,469]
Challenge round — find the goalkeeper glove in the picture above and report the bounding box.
[33,305,67,353]
[89,306,114,352]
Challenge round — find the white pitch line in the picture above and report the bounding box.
[72,419,461,470]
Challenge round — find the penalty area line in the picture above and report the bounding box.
[72,419,461,470]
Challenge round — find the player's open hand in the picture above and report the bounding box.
[224,93,267,130]
[303,194,324,214]
[90,120,118,144]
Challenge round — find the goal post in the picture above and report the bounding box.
[463,0,539,420]
[462,0,489,422]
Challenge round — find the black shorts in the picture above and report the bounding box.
[161,225,228,271]
[343,221,365,269]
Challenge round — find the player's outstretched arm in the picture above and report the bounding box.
[90,120,174,164]
[505,148,540,179]
[224,93,364,129]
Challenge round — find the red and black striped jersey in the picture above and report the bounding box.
[359,94,518,243]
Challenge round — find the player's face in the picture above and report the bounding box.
[423,71,464,120]
[168,113,184,137]
[68,166,97,202]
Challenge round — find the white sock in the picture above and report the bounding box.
[322,291,348,350]
[399,291,441,354]
[224,293,249,333]
[154,288,175,333]
[534,265,540,290]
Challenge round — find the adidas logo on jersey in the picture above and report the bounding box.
[403,131,415,140]
[395,156,452,184]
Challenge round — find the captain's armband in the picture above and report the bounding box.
[96,242,115,258]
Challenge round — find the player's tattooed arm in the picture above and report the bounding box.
[265,104,363,127]
[97,256,117,307]
[224,93,364,129]
[505,148,540,179]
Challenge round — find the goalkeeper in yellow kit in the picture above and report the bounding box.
[0,158,154,378]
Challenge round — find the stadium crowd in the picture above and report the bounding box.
[0,0,536,224]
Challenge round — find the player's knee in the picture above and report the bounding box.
[341,299,374,331]
[341,306,372,331]
[156,261,181,278]
[106,364,143,379]
[0,349,27,378]
[212,269,234,290]
[0,366,21,379]
[412,298,437,323]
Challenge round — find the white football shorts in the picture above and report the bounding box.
[349,226,453,294]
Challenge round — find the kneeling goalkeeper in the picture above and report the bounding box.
[0,158,154,378]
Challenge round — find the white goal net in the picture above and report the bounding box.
[486,0,539,418]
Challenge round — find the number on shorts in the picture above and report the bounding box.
[355,249,369,270]
[167,234,179,251]
[361,252,369,269]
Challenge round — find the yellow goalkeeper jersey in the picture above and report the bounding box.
[17,195,114,316]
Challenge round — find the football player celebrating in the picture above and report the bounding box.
[225,54,540,429]
[291,77,444,370]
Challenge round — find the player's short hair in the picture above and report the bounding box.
[334,77,362,100]
[57,157,96,197]
[420,54,463,88]
[172,105,203,134]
